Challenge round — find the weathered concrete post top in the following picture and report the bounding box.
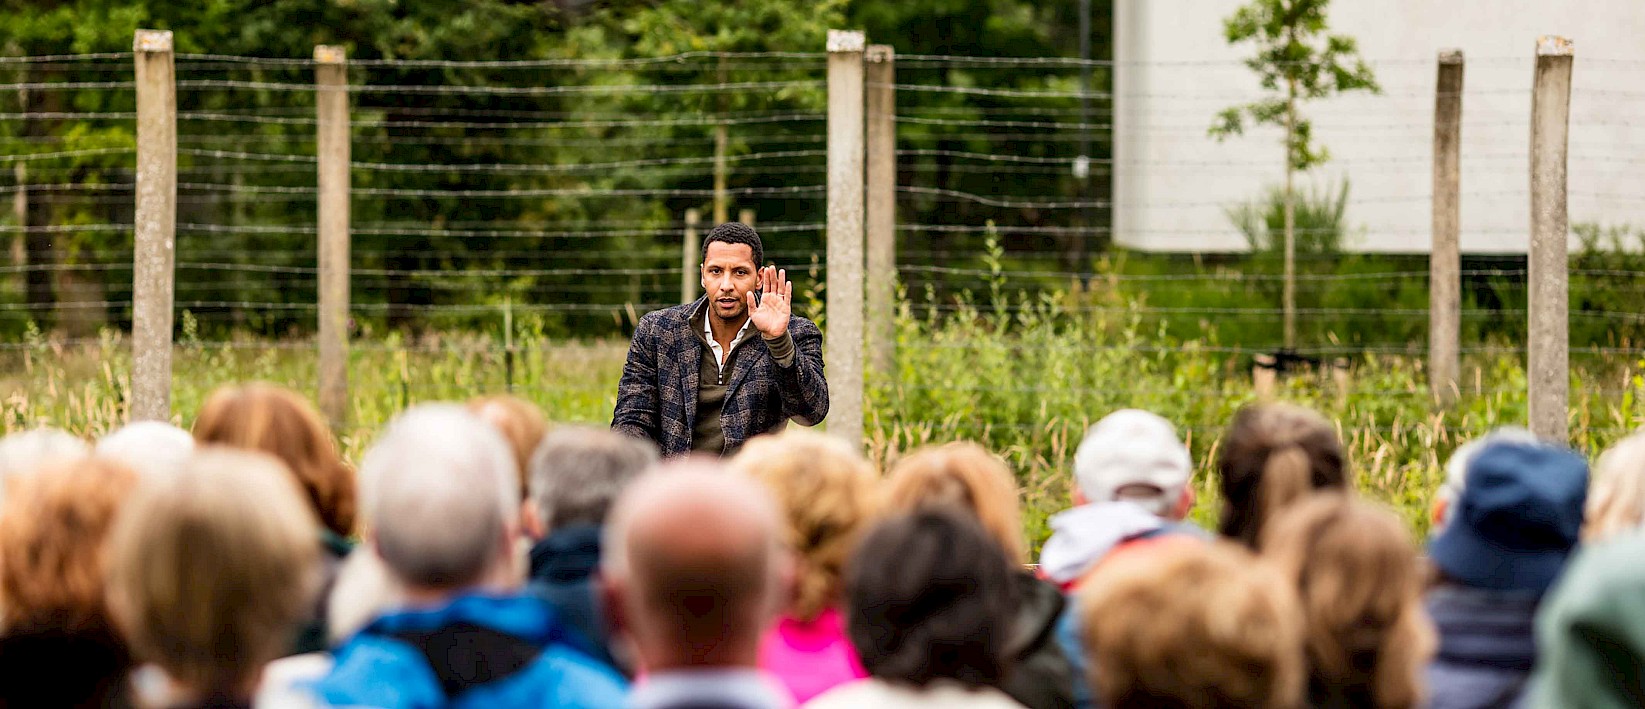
[134,29,171,52]
[1528,35,1573,442]
[131,29,177,423]
[827,29,866,53]
[825,29,867,450]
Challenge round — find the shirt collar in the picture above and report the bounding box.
[630,668,790,709]
[702,304,752,344]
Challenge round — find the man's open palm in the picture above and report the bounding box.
[748,265,792,339]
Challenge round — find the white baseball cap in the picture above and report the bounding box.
[1073,409,1192,516]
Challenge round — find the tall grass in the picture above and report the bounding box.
[5,283,1642,552]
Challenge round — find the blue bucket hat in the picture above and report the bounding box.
[1429,441,1588,593]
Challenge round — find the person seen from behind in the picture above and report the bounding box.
[106,449,321,709]
[1262,494,1434,709]
[194,383,358,654]
[886,442,1077,709]
[526,425,658,672]
[0,458,139,707]
[314,405,626,708]
[1581,430,1645,541]
[1218,403,1349,547]
[1527,527,1645,708]
[1424,441,1587,709]
[1078,540,1306,709]
[1041,409,1206,709]
[602,462,794,709]
[1039,408,1202,590]
[808,508,1025,709]
[731,429,877,704]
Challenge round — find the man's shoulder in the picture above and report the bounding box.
[787,313,821,337]
[637,301,701,330]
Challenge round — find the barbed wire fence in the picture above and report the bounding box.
[1,31,1639,447]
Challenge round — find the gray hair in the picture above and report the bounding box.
[0,428,90,507]
[1437,426,1540,529]
[95,421,194,478]
[529,427,658,532]
[358,405,518,590]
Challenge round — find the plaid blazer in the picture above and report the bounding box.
[611,298,829,457]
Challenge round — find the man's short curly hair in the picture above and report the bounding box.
[702,222,764,267]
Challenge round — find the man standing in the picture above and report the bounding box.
[612,222,828,457]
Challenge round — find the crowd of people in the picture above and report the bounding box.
[1,384,1643,708]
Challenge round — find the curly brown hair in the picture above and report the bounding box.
[1081,541,1306,709]
[468,394,549,500]
[885,442,1028,565]
[193,383,356,537]
[0,457,139,631]
[731,429,878,622]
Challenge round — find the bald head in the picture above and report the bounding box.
[603,461,786,670]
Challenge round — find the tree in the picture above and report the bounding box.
[1208,0,1378,349]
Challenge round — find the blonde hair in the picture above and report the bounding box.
[194,383,357,537]
[1080,541,1306,709]
[0,457,138,631]
[1585,432,1645,542]
[1261,494,1434,709]
[885,442,1028,565]
[1218,404,1348,547]
[106,448,320,693]
[730,429,878,621]
[468,394,549,500]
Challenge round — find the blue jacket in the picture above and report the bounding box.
[1425,583,1539,709]
[527,524,620,671]
[313,592,627,709]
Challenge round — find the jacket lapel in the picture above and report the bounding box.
[723,338,760,402]
[677,299,707,434]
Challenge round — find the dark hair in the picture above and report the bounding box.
[1217,404,1348,547]
[702,222,764,268]
[845,508,1017,690]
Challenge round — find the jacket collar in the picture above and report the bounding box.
[528,524,602,586]
[359,592,573,649]
[1426,583,1540,670]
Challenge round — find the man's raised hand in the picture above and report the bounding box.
[748,265,792,339]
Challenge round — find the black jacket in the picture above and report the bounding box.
[1003,572,1078,709]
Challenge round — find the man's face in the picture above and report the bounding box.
[700,241,759,322]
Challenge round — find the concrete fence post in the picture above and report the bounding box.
[682,208,701,304]
[1529,36,1573,442]
[131,29,176,422]
[1430,49,1464,406]
[865,44,897,384]
[825,30,867,449]
[315,45,351,428]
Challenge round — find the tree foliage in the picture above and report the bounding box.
[0,0,1113,338]
[1207,0,1379,171]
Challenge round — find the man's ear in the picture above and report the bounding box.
[1072,487,1088,506]
[1431,498,1449,529]
[521,501,546,541]
[600,570,627,638]
[1172,486,1196,521]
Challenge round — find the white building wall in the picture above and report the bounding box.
[1113,0,1645,254]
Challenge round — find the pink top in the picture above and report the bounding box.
[757,607,868,704]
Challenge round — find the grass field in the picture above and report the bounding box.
[5,300,1642,552]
